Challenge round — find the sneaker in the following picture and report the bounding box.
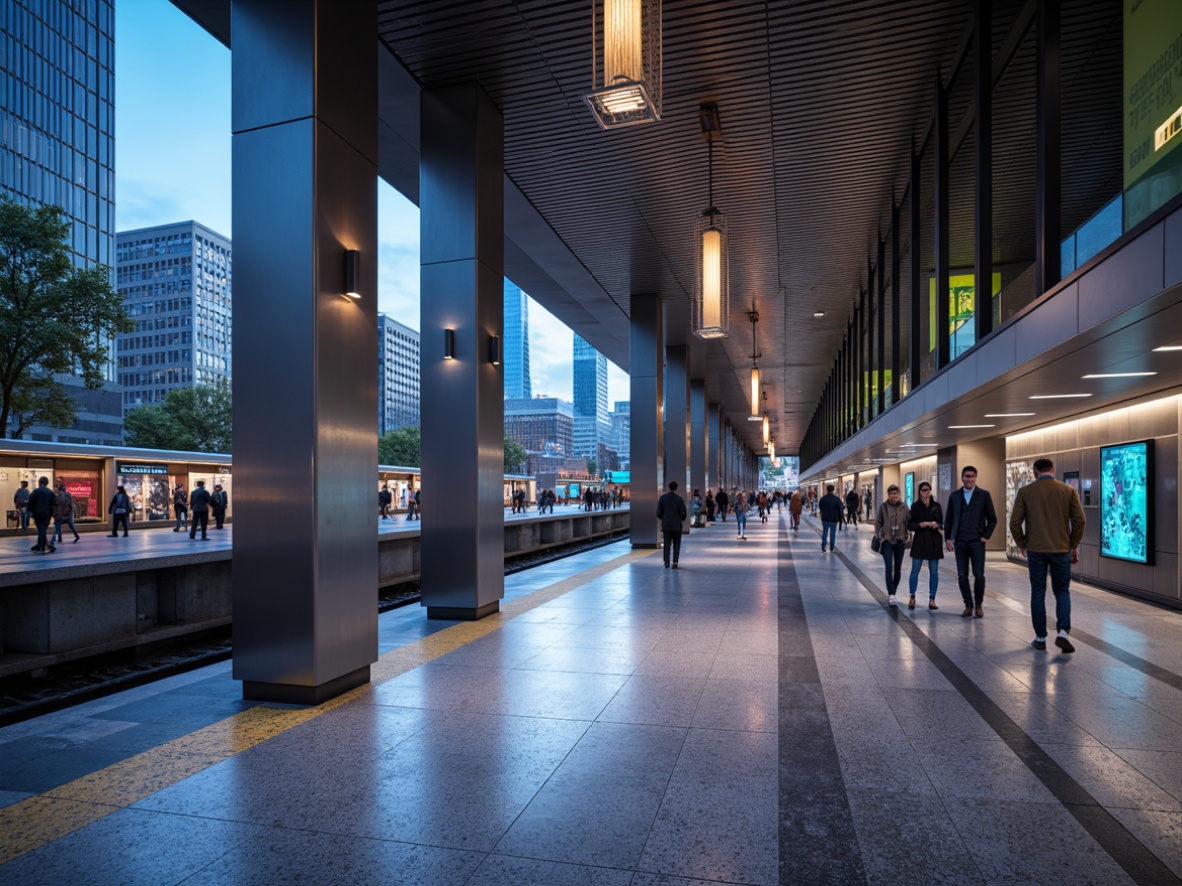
[888,595,897,606]
[1055,633,1075,654]
[1032,638,1047,650]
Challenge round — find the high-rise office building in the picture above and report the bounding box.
[1,0,121,444]
[378,314,420,434]
[572,333,609,458]
[610,400,630,465]
[504,397,573,455]
[115,222,232,416]
[503,280,531,400]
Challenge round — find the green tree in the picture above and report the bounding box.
[124,382,233,452]
[586,457,597,478]
[504,435,527,474]
[0,198,133,438]
[379,425,421,467]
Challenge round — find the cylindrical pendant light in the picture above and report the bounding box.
[586,0,662,128]
[762,413,770,447]
[749,366,760,419]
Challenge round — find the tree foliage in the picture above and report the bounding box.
[504,435,527,474]
[586,457,597,478]
[123,382,233,453]
[379,425,421,467]
[0,198,133,438]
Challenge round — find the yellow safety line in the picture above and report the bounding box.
[0,547,654,865]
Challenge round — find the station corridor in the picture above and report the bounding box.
[1,512,1181,885]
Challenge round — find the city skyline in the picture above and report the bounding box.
[114,0,629,406]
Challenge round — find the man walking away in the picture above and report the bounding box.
[379,485,392,519]
[189,480,211,540]
[1010,457,1086,653]
[212,484,228,529]
[656,481,688,569]
[944,465,998,618]
[27,476,56,554]
[716,488,729,522]
[174,483,189,532]
[818,484,844,553]
[14,480,30,533]
[52,480,80,543]
[846,487,861,527]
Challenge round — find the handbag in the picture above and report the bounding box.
[871,535,882,553]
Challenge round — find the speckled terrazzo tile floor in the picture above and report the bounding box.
[2,512,1182,884]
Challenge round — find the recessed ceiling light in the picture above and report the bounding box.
[1029,393,1092,399]
[1153,345,1182,351]
[813,311,825,317]
[984,413,1035,417]
[1081,372,1157,378]
[948,424,995,429]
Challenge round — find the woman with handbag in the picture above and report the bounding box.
[906,481,944,610]
[874,484,911,606]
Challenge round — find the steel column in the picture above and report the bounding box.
[1035,0,1061,295]
[975,0,994,340]
[419,83,505,620]
[664,346,691,532]
[708,402,721,492]
[891,202,902,403]
[630,294,664,548]
[231,0,378,703]
[909,152,923,389]
[876,237,886,413]
[935,76,951,370]
[690,380,707,506]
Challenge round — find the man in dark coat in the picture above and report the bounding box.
[27,476,57,554]
[715,488,729,522]
[943,465,998,618]
[818,484,844,552]
[189,479,211,540]
[212,484,228,529]
[656,481,688,569]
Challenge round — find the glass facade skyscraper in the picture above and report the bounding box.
[378,314,420,434]
[572,333,609,458]
[1,0,121,444]
[115,221,232,415]
[503,279,531,400]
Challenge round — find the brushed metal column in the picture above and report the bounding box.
[419,84,504,620]
[231,0,378,704]
[690,380,707,502]
[630,294,663,548]
[664,346,690,532]
[707,402,721,492]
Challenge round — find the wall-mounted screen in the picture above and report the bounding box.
[1100,440,1154,564]
[904,472,915,506]
[1062,471,1080,494]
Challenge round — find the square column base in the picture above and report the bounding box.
[427,601,500,621]
[242,665,370,705]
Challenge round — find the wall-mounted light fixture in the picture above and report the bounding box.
[693,102,729,339]
[343,249,361,299]
[585,0,662,128]
[488,334,501,366]
[444,328,455,360]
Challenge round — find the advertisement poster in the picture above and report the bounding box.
[1124,0,1182,190]
[1005,459,1037,558]
[904,472,915,506]
[1100,441,1153,564]
[59,471,100,521]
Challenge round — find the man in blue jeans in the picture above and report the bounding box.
[1010,457,1086,653]
[818,484,844,553]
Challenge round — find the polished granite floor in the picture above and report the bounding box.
[1,510,1180,884]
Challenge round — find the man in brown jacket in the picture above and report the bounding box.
[1010,457,1086,653]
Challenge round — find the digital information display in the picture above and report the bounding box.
[1100,440,1154,564]
[904,472,915,506]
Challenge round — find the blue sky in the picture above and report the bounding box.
[114,0,627,404]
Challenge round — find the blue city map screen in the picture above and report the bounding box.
[1100,440,1153,564]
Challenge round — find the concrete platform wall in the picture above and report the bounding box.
[0,510,629,679]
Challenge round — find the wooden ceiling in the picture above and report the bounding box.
[174,0,1124,458]
[375,0,1122,457]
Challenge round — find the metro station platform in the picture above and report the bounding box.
[1,511,1181,885]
